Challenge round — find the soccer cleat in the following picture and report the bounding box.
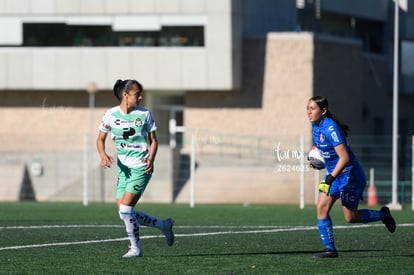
[381,206,396,233]
[162,218,175,246]
[122,247,143,258]
[313,249,338,258]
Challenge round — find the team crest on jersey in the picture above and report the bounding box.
[135,118,143,127]
[319,133,325,142]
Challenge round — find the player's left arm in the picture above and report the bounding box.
[144,131,158,173]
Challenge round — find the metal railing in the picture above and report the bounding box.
[1,131,413,208]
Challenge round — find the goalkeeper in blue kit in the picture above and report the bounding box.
[306,96,396,258]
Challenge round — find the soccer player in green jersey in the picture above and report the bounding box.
[96,79,174,258]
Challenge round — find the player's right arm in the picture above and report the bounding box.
[96,131,114,168]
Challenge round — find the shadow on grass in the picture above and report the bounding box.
[174,249,388,257]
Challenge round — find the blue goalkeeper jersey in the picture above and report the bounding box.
[312,117,355,174]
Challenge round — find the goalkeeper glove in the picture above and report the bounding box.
[318,174,335,195]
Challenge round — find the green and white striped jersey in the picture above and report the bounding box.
[98,106,157,168]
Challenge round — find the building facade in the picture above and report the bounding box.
[0,0,413,203]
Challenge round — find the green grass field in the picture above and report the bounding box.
[0,202,413,274]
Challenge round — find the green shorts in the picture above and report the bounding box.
[115,159,152,199]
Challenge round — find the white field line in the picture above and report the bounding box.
[2,223,414,230]
[0,223,413,251]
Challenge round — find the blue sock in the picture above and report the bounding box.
[360,209,384,223]
[317,217,336,251]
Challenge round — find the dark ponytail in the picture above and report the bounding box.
[113,79,123,102]
[112,79,144,102]
[311,95,350,136]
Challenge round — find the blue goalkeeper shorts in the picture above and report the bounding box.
[328,162,366,208]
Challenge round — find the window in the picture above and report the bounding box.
[22,23,204,47]
[297,9,384,53]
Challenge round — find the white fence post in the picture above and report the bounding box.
[190,133,196,208]
[83,135,89,206]
[300,135,305,209]
[369,168,375,187]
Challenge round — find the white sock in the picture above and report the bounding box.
[119,204,141,250]
[133,210,163,230]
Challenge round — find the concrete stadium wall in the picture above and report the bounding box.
[180,33,315,204]
[0,32,403,204]
[0,104,173,203]
[177,33,379,204]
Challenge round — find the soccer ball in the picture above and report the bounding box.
[308,146,325,169]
